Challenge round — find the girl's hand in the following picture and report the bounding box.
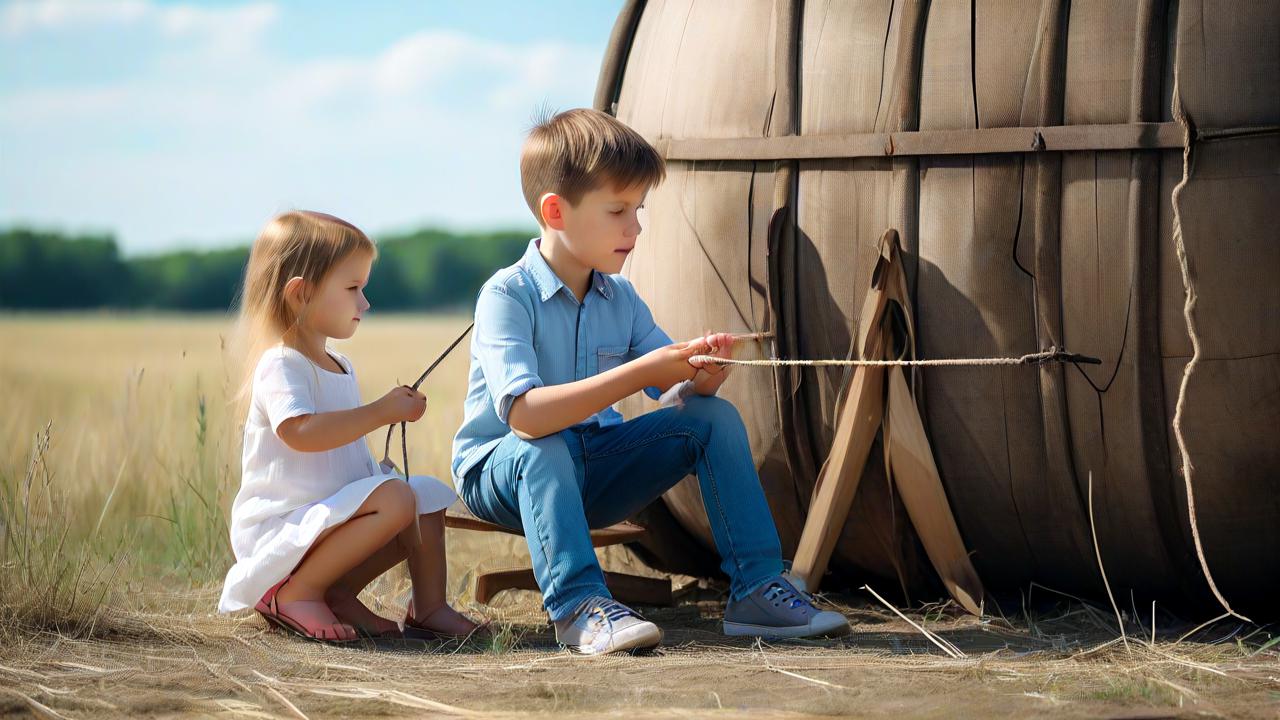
[375,386,427,424]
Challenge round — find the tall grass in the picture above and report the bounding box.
[0,313,483,633]
[0,422,125,636]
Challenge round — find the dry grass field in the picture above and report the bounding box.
[2,314,1277,719]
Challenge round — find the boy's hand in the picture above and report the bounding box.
[374,386,427,424]
[689,331,736,396]
[636,341,701,389]
[688,331,735,375]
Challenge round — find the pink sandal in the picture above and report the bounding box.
[255,577,358,644]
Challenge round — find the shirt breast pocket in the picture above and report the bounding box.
[595,345,630,376]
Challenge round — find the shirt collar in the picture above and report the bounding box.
[522,238,614,303]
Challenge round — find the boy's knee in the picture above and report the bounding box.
[516,433,575,473]
[682,395,742,427]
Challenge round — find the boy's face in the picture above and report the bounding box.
[555,181,648,276]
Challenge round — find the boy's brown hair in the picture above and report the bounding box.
[520,108,666,225]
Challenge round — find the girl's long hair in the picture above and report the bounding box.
[230,211,375,415]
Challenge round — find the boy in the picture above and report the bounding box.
[452,108,849,655]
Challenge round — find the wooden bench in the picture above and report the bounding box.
[444,501,672,607]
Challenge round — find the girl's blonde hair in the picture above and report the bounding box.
[231,210,375,411]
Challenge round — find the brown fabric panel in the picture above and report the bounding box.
[1173,0,1280,128]
[974,0,1043,129]
[1059,0,1188,600]
[1162,136,1280,358]
[615,0,778,139]
[799,0,897,135]
[919,0,978,131]
[1017,0,1102,593]
[1160,356,1280,614]
[1061,150,1179,593]
[1063,0,1138,125]
[916,155,1042,587]
[1159,133,1280,611]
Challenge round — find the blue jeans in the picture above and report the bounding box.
[460,395,784,620]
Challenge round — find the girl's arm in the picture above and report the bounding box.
[277,386,425,453]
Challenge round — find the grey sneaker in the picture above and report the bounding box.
[724,575,851,638]
[553,595,662,655]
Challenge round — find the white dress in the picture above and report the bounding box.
[218,345,455,613]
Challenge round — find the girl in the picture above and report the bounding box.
[217,210,479,643]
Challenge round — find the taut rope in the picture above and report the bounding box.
[691,346,1100,369]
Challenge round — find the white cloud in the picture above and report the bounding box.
[1,0,277,42]
[0,1,604,252]
[1,0,149,35]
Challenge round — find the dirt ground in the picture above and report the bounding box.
[3,585,1277,720]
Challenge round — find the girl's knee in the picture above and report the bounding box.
[370,479,416,529]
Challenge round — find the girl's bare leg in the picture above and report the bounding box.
[324,539,404,635]
[404,510,479,635]
[273,480,416,638]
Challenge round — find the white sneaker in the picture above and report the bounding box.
[553,596,662,655]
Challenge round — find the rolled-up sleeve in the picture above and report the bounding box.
[474,284,543,423]
[627,284,674,400]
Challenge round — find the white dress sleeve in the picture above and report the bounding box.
[254,349,317,433]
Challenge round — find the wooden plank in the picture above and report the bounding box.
[885,365,985,615]
[475,569,672,607]
[790,339,885,591]
[791,230,900,591]
[444,501,648,547]
[658,122,1185,160]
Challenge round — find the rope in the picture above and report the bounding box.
[381,322,474,480]
[690,346,1100,369]
[1168,80,1251,623]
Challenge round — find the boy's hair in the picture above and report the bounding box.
[230,210,375,412]
[520,108,666,225]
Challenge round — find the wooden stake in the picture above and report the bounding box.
[885,364,984,616]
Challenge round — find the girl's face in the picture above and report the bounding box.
[303,249,373,340]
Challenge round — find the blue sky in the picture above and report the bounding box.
[0,0,624,254]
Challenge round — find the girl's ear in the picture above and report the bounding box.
[540,192,566,231]
[283,276,309,313]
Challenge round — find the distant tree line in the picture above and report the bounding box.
[0,226,536,311]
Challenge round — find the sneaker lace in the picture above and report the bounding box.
[763,582,811,610]
[584,596,639,624]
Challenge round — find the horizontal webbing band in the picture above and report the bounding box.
[655,122,1200,161]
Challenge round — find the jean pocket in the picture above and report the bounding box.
[596,345,629,375]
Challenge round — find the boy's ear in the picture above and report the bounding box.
[540,192,566,231]
[283,276,309,312]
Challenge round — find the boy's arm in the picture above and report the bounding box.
[623,280,733,401]
[508,343,701,440]
[625,280,679,400]
[474,282,701,440]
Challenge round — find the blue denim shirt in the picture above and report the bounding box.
[451,239,673,480]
